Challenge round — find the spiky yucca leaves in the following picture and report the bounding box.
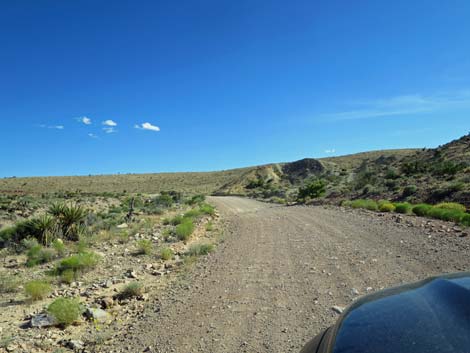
[24,215,58,245]
[48,203,88,241]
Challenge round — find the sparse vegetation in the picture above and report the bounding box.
[0,273,19,293]
[47,297,81,326]
[187,243,214,256]
[297,179,327,200]
[159,247,173,260]
[175,219,195,241]
[136,239,153,255]
[56,252,100,276]
[25,280,51,301]
[26,245,55,267]
[118,282,143,299]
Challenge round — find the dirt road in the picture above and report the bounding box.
[110,197,469,353]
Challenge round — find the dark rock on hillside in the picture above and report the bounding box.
[282,158,324,183]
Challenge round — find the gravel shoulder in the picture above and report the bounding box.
[109,196,470,353]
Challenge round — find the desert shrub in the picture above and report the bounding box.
[385,168,400,179]
[412,204,433,217]
[21,237,39,251]
[432,161,466,176]
[118,282,143,299]
[47,297,81,326]
[379,202,395,212]
[159,247,173,261]
[394,202,412,214]
[186,194,205,205]
[152,194,174,208]
[56,252,100,275]
[403,185,417,197]
[434,202,466,213]
[52,239,66,256]
[60,269,75,284]
[162,228,172,241]
[175,219,195,241]
[136,239,152,255]
[297,180,327,200]
[183,208,202,219]
[26,245,55,267]
[199,203,215,216]
[25,280,51,301]
[170,215,184,226]
[162,218,170,225]
[427,208,465,223]
[187,243,214,256]
[461,214,470,227]
[0,273,19,293]
[385,180,399,191]
[350,199,378,211]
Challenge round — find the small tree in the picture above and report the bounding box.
[298,179,327,200]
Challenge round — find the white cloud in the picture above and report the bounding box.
[78,116,92,125]
[321,91,470,121]
[324,149,336,154]
[38,124,64,130]
[135,122,160,132]
[88,133,98,138]
[103,127,116,134]
[102,119,117,127]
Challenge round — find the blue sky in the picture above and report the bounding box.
[1,0,470,177]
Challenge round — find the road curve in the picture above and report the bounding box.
[110,196,469,353]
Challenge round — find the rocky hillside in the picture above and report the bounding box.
[215,134,470,207]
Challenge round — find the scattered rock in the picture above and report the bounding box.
[61,339,85,351]
[331,306,344,314]
[85,307,113,324]
[31,313,57,328]
[117,223,128,229]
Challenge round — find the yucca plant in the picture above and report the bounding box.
[49,204,88,241]
[25,215,57,245]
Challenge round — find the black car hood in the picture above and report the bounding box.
[329,273,470,353]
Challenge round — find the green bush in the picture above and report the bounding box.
[60,269,75,284]
[183,209,202,219]
[434,202,466,213]
[427,208,465,223]
[412,204,433,217]
[47,297,81,326]
[56,252,100,275]
[403,185,417,197]
[379,202,395,212]
[136,239,153,255]
[199,203,215,216]
[187,243,214,256]
[52,239,66,256]
[186,194,205,205]
[26,245,55,267]
[394,202,412,214]
[25,280,51,301]
[159,247,173,261]
[175,219,195,241]
[298,180,327,200]
[350,199,378,211]
[118,282,143,299]
[152,194,174,208]
[170,215,184,226]
[205,221,214,231]
[461,214,470,227]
